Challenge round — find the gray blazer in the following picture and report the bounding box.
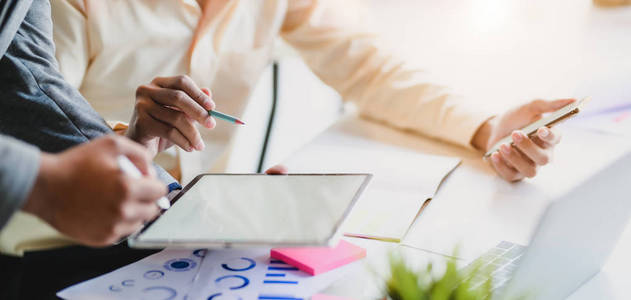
[0,0,177,229]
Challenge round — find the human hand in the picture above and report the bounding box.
[126,75,216,157]
[471,98,575,182]
[22,135,168,246]
[264,165,289,175]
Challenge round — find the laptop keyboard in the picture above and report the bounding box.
[464,241,527,291]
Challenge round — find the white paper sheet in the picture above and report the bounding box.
[567,104,631,137]
[57,248,207,300]
[187,248,361,299]
[284,128,461,241]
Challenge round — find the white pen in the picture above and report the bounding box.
[116,155,171,210]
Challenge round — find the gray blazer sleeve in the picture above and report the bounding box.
[0,135,40,230]
[0,0,32,57]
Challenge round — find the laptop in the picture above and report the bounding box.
[465,150,631,300]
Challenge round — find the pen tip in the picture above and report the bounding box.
[236,120,245,125]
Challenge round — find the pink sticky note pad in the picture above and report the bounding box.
[270,240,366,276]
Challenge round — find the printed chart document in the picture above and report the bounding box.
[283,119,461,242]
[57,248,359,299]
[187,248,360,299]
[57,248,206,299]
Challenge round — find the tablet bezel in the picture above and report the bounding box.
[128,173,372,249]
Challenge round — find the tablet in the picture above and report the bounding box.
[128,174,371,248]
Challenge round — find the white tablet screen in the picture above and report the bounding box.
[135,174,370,246]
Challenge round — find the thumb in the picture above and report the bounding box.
[527,98,576,115]
[110,136,155,177]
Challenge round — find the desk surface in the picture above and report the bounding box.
[283,116,631,299]
[276,0,631,298]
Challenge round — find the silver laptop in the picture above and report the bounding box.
[465,150,631,300]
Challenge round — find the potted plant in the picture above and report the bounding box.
[383,253,526,300]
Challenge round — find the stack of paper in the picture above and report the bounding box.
[283,128,461,242]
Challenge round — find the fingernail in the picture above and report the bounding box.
[500,144,511,155]
[205,118,213,128]
[491,153,500,163]
[539,127,550,138]
[512,131,523,143]
[196,141,205,151]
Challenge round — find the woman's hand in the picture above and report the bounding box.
[472,98,575,182]
[126,75,216,157]
[264,165,289,175]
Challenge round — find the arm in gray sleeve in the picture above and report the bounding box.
[0,135,40,229]
[0,0,32,57]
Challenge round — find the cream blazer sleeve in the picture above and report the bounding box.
[50,0,89,90]
[282,0,494,149]
[51,0,129,132]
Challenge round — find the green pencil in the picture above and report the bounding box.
[209,110,245,125]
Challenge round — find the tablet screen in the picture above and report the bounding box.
[133,174,370,247]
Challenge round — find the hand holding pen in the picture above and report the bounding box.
[125,75,244,157]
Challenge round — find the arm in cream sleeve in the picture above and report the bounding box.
[50,0,89,89]
[51,0,130,133]
[281,0,494,148]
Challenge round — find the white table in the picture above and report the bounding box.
[268,0,631,298]
[282,116,631,299]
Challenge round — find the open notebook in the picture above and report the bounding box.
[283,124,461,242]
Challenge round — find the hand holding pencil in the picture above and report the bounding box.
[202,88,245,125]
[126,75,244,157]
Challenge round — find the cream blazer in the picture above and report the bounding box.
[50,0,493,180]
[0,0,492,256]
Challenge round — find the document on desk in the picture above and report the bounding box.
[187,248,360,299]
[284,132,461,242]
[567,101,631,137]
[56,248,206,299]
[57,247,358,299]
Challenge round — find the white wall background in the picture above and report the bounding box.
[228,0,631,172]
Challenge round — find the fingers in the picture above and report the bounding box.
[110,220,146,243]
[489,127,561,181]
[117,177,165,223]
[201,87,212,98]
[499,144,538,178]
[152,75,215,111]
[490,152,523,182]
[265,165,289,175]
[146,101,205,151]
[148,116,194,152]
[124,202,161,222]
[136,83,214,128]
[102,135,155,177]
[527,98,576,115]
[532,127,561,149]
[131,177,168,204]
[511,131,551,165]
